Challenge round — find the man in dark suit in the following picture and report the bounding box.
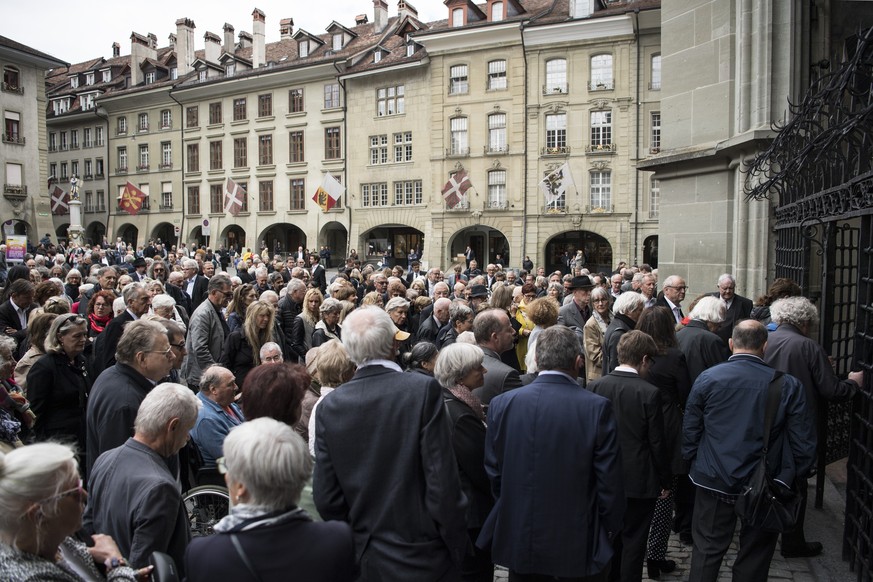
[655,275,687,324]
[710,274,753,343]
[0,279,35,358]
[477,325,625,580]
[415,297,450,345]
[472,308,522,406]
[313,308,468,580]
[309,254,327,294]
[590,331,672,582]
[558,275,595,331]
[77,267,119,316]
[278,278,306,361]
[131,257,148,282]
[91,283,152,376]
[406,260,424,285]
[182,259,209,312]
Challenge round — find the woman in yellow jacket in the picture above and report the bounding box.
[514,283,538,372]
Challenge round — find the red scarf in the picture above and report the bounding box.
[88,312,112,334]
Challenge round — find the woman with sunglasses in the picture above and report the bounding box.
[26,314,91,465]
[0,442,144,581]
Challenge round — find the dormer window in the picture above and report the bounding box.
[102,70,111,82]
[145,71,156,84]
[299,40,309,58]
[226,63,235,76]
[85,72,95,85]
[407,43,415,57]
[198,69,207,81]
[332,33,343,51]
[452,8,464,26]
[374,50,382,63]
[70,76,79,88]
[82,94,95,110]
[171,67,178,80]
[492,1,504,20]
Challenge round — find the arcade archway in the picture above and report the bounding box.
[151,222,176,247]
[84,221,105,246]
[545,230,613,275]
[115,224,139,248]
[260,224,306,257]
[360,225,423,268]
[319,222,348,268]
[448,226,510,269]
[643,235,658,268]
[220,225,246,254]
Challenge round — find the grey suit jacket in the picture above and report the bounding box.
[472,347,522,405]
[182,300,226,387]
[558,300,589,331]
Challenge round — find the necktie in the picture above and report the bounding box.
[673,306,681,323]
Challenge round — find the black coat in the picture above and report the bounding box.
[278,295,302,360]
[91,311,136,376]
[602,313,635,375]
[189,275,210,312]
[710,293,754,343]
[26,352,91,453]
[185,511,357,582]
[0,299,35,358]
[310,263,327,293]
[676,320,730,382]
[644,347,692,474]
[218,330,255,387]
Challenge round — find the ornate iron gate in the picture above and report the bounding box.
[746,28,873,581]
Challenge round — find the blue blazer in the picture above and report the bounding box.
[477,372,625,578]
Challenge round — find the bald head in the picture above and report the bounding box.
[729,320,768,356]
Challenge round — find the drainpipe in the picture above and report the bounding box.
[335,60,350,258]
[93,105,111,243]
[633,9,641,265]
[520,21,529,266]
[169,89,185,251]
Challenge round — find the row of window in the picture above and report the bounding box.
[186,178,325,214]
[540,110,661,152]
[116,110,173,135]
[69,68,114,88]
[361,181,424,207]
[49,158,105,180]
[49,127,105,151]
[185,85,339,129]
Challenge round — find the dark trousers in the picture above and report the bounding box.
[461,528,493,582]
[689,488,778,582]
[673,474,695,536]
[610,497,656,582]
[510,568,609,582]
[780,477,809,550]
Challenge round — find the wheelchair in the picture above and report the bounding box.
[180,440,230,538]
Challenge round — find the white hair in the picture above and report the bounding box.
[434,343,484,388]
[151,293,176,310]
[259,342,282,360]
[112,296,127,316]
[689,296,726,323]
[134,382,200,439]
[770,296,817,327]
[342,307,396,364]
[613,292,644,315]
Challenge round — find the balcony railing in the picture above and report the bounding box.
[70,143,79,150]
[116,128,127,136]
[541,146,570,156]
[116,166,128,174]
[586,204,614,214]
[3,134,25,145]
[3,184,27,196]
[544,204,567,214]
[649,81,661,91]
[136,164,149,172]
[83,173,93,180]
[446,147,470,158]
[589,80,615,91]
[484,145,509,155]
[159,162,173,170]
[84,141,93,148]
[542,83,568,95]
[1,82,24,94]
[95,171,105,179]
[585,143,616,154]
[446,199,470,210]
[649,146,661,155]
[159,202,174,210]
[48,145,58,152]
[138,124,149,132]
[488,200,509,209]
[96,139,105,146]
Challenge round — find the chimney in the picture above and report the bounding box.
[112,42,120,58]
[355,14,369,25]
[168,33,176,49]
[223,23,235,53]
[569,0,594,18]
[279,18,294,39]
[147,33,158,49]
[373,0,388,32]
[252,8,266,68]
[398,0,418,20]
[204,31,221,64]
[129,32,153,86]
[175,18,196,76]
[238,31,252,49]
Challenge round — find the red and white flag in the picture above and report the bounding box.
[441,170,472,209]
[50,185,69,215]
[225,177,246,216]
[119,182,147,215]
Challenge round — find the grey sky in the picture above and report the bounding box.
[1,0,444,65]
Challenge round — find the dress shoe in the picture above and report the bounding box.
[781,541,823,558]
[646,559,677,578]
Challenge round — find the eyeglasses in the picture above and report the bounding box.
[216,457,227,475]
[170,342,186,351]
[147,347,173,358]
[592,298,610,304]
[262,354,282,363]
[41,479,86,504]
[665,285,688,291]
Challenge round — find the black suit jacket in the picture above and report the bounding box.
[0,299,34,357]
[709,292,753,343]
[166,283,193,317]
[91,311,136,376]
[313,365,468,578]
[189,275,210,312]
[676,319,731,382]
[415,314,443,345]
[588,371,672,498]
[278,295,302,361]
[654,295,683,322]
[311,264,327,293]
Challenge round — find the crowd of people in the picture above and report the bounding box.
[0,235,863,582]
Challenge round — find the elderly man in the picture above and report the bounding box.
[85,382,200,575]
[313,307,468,579]
[190,365,243,472]
[416,297,450,345]
[656,276,687,323]
[558,275,594,329]
[684,320,816,580]
[182,259,209,311]
[76,266,119,315]
[478,326,624,580]
[92,282,152,375]
[590,331,671,582]
[165,270,193,315]
[259,341,283,364]
[183,274,232,388]
[0,279,35,358]
[609,273,624,299]
[764,296,863,558]
[279,278,306,358]
[472,308,522,406]
[85,319,174,476]
[639,274,657,309]
[710,274,753,343]
[602,292,645,375]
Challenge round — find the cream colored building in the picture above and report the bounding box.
[1,35,66,246]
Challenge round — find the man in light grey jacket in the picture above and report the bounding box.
[182,274,231,387]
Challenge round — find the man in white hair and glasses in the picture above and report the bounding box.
[84,383,200,575]
[313,307,468,580]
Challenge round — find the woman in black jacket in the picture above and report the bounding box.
[434,343,493,582]
[219,300,275,386]
[26,313,91,466]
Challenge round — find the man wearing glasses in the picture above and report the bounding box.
[656,276,688,324]
[92,283,152,376]
[182,275,232,388]
[710,273,753,343]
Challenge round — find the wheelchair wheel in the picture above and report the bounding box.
[183,485,230,538]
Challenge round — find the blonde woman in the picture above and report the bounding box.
[290,288,323,362]
[219,300,276,386]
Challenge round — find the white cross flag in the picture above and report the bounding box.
[224,177,246,216]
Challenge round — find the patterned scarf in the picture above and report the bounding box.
[448,383,486,423]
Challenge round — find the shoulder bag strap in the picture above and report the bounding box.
[230,534,264,582]
[762,372,783,455]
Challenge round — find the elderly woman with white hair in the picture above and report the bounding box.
[151,293,187,333]
[434,343,494,581]
[0,442,143,581]
[675,295,731,383]
[184,418,356,582]
[311,297,342,347]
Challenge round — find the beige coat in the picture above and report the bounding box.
[583,313,609,382]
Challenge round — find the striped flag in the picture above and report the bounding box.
[225,177,246,216]
[442,170,471,209]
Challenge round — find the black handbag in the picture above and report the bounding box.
[734,373,802,532]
